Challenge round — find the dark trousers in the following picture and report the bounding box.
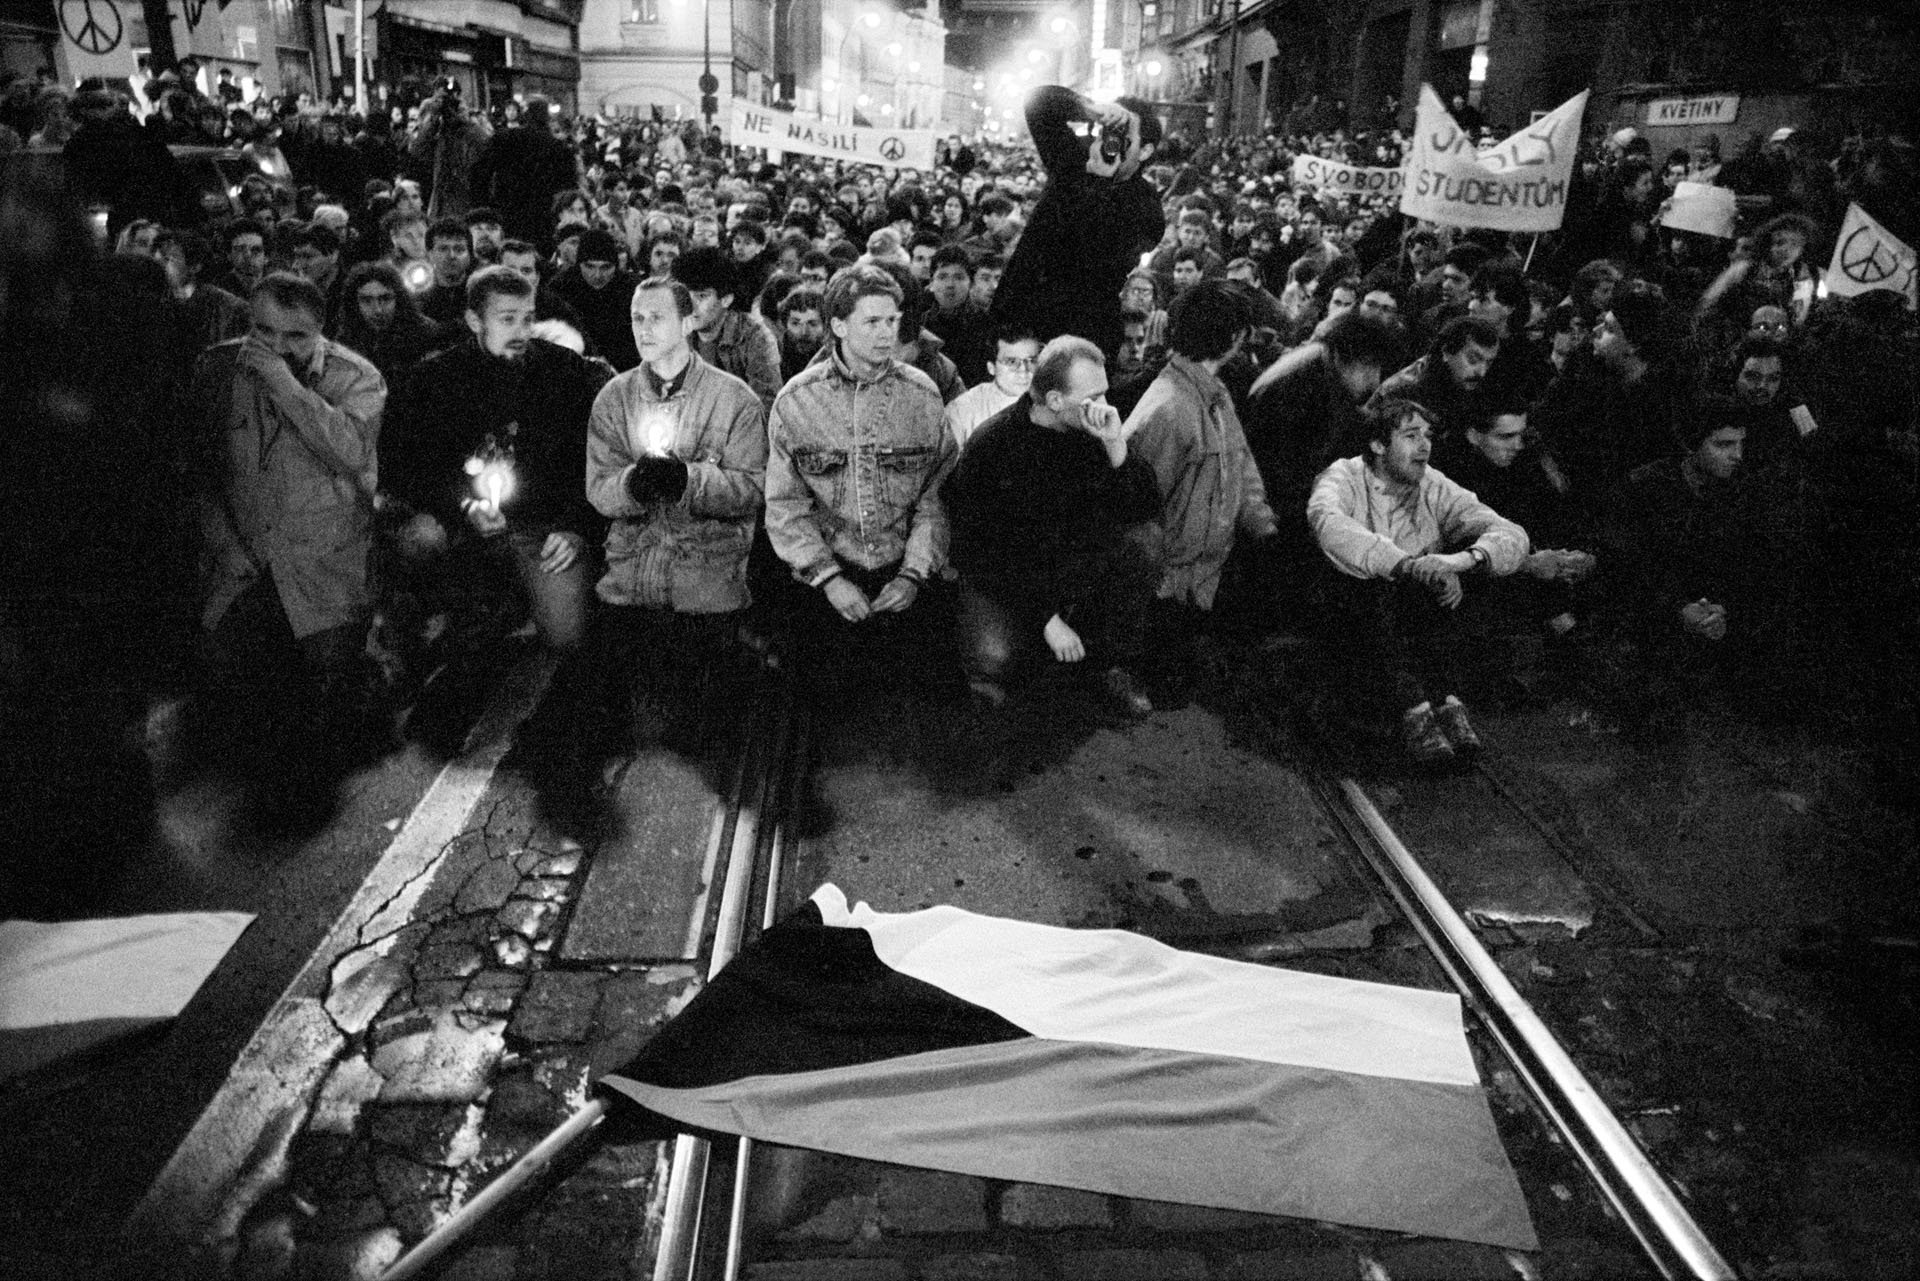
[205,574,371,771]
[785,561,959,702]
[958,549,1155,688]
[593,605,742,747]
[1310,571,1466,718]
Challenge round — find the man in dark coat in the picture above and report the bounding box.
[990,86,1165,358]
[468,95,578,246]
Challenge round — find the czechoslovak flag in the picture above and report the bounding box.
[598,885,1538,1250]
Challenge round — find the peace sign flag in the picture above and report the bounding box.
[1825,202,1917,310]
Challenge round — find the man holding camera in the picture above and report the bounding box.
[990,86,1166,360]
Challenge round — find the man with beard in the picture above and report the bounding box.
[382,266,609,657]
[990,87,1164,357]
[778,285,827,383]
[1306,398,1529,767]
[1372,314,1503,467]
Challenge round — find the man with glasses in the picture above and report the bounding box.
[945,325,1041,451]
[944,335,1163,720]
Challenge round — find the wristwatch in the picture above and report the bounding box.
[1468,546,1490,572]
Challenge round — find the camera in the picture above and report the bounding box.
[1098,117,1130,164]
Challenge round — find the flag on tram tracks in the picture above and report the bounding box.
[597,884,1538,1251]
[1400,84,1588,233]
[1824,202,1918,310]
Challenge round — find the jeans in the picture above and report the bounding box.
[497,530,590,652]
[1310,570,1466,718]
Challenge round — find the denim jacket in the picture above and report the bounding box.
[587,354,768,614]
[765,343,955,585]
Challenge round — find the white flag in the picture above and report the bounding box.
[1399,86,1588,233]
[1825,202,1918,310]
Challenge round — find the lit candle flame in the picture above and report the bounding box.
[638,406,676,458]
[469,457,516,509]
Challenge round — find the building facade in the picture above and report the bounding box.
[578,0,944,131]
[1119,0,1918,144]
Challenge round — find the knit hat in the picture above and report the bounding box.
[576,228,622,266]
[1609,127,1639,149]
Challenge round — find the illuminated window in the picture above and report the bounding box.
[629,0,659,22]
[1142,2,1156,14]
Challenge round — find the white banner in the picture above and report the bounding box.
[1658,181,1737,239]
[1400,85,1588,233]
[729,100,937,170]
[56,0,141,86]
[1290,154,1404,199]
[1825,202,1918,310]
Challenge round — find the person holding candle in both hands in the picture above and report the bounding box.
[586,276,768,746]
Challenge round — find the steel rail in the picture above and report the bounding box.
[1321,775,1737,1281]
[653,678,795,1281]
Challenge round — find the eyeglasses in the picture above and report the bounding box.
[996,356,1036,369]
[1751,322,1789,333]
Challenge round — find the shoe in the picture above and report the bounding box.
[1435,698,1482,756]
[967,677,1009,713]
[1403,703,1456,767]
[1101,667,1153,719]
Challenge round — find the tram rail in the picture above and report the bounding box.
[385,670,1736,1281]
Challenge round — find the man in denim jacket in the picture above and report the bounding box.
[764,265,957,687]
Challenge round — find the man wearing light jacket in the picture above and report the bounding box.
[587,275,767,743]
[1306,397,1528,768]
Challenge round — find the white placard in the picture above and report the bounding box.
[729,100,937,170]
[1658,181,1737,239]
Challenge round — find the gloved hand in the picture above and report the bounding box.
[627,455,690,503]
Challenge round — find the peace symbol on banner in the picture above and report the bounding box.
[878,136,906,163]
[1840,225,1902,285]
[61,0,124,56]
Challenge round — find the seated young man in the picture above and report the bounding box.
[1448,402,1599,641]
[1597,411,1798,714]
[944,336,1163,718]
[1305,398,1530,766]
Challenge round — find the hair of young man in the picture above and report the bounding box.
[1682,406,1746,451]
[821,263,905,323]
[1442,242,1491,274]
[977,193,1016,218]
[731,218,770,247]
[1322,311,1403,370]
[1573,258,1624,291]
[226,218,268,251]
[1357,268,1403,308]
[908,230,944,255]
[1167,279,1252,362]
[1471,262,1528,313]
[1730,334,1787,376]
[1173,247,1205,268]
[930,244,974,276]
[1403,227,1441,252]
[1365,396,1437,447]
[990,321,1038,351]
[344,260,416,316]
[779,285,826,321]
[800,248,836,274]
[466,263,535,315]
[1177,208,1212,229]
[1029,335,1105,401]
[634,275,696,319]
[380,207,426,238]
[672,245,738,297]
[1432,313,1505,360]
[464,206,504,227]
[426,217,471,251]
[289,223,340,256]
[251,270,328,325]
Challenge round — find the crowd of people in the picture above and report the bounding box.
[4,65,1918,905]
